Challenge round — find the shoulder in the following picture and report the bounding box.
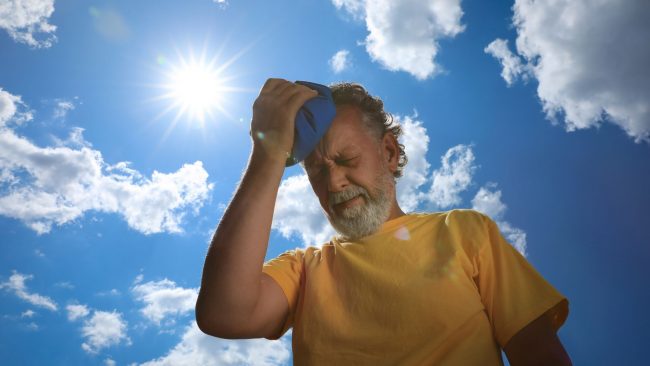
[410,209,490,229]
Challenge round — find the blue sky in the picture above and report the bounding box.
[1,0,649,365]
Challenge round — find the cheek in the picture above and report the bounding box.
[308,178,330,208]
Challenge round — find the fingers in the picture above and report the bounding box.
[259,78,317,104]
[284,86,319,114]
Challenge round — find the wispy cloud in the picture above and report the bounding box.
[332,0,465,79]
[52,99,75,119]
[66,303,91,321]
[329,49,351,73]
[21,309,36,318]
[0,87,214,235]
[486,0,650,142]
[131,278,198,326]
[0,0,57,48]
[139,322,291,366]
[0,271,58,311]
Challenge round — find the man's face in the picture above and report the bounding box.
[303,106,397,240]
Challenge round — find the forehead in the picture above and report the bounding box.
[304,106,376,164]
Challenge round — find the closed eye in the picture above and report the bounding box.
[336,156,358,165]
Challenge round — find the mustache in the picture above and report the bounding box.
[328,185,369,208]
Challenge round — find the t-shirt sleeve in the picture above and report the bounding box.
[475,214,569,347]
[261,248,304,340]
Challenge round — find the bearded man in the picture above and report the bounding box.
[196,79,572,366]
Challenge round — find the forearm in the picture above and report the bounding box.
[196,148,285,327]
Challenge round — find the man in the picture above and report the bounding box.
[196,79,571,365]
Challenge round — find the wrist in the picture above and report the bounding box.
[249,145,288,172]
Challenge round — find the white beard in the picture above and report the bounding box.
[327,169,394,241]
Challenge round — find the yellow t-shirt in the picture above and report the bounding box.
[262,210,568,365]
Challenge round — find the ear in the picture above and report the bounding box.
[381,132,400,174]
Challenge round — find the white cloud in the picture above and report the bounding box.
[139,322,291,366]
[81,310,130,354]
[0,271,58,311]
[484,39,529,86]
[0,0,57,48]
[272,174,335,246]
[396,114,430,212]
[104,358,117,366]
[471,185,527,255]
[21,309,35,318]
[334,0,465,79]
[487,0,650,142]
[53,100,75,119]
[0,88,33,127]
[329,49,351,73]
[96,289,121,297]
[426,144,476,208]
[332,0,366,21]
[0,88,214,235]
[132,279,198,325]
[54,281,74,289]
[67,303,90,321]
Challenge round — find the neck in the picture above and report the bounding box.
[386,198,405,222]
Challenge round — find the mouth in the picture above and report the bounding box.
[333,195,363,212]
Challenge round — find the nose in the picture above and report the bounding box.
[326,164,348,192]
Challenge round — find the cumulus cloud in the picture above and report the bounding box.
[139,322,291,366]
[332,0,365,21]
[0,87,213,235]
[81,310,130,354]
[396,114,430,212]
[0,271,58,311]
[0,0,57,48]
[472,185,527,255]
[67,303,90,321]
[486,0,650,142]
[131,278,198,325]
[0,88,33,127]
[272,174,335,246]
[329,49,351,73]
[333,0,465,79]
[426,144,476,208]
[484,39,529,86]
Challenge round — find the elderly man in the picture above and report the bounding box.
[196,79,571,365]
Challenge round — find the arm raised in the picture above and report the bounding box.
[195,78,317,338]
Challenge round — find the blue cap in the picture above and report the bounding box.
[286,81,337,166]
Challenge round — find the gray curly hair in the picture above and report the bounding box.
[329,82,408,178]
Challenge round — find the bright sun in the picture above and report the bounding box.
[157,52,234,125]
[168,61,223,121]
